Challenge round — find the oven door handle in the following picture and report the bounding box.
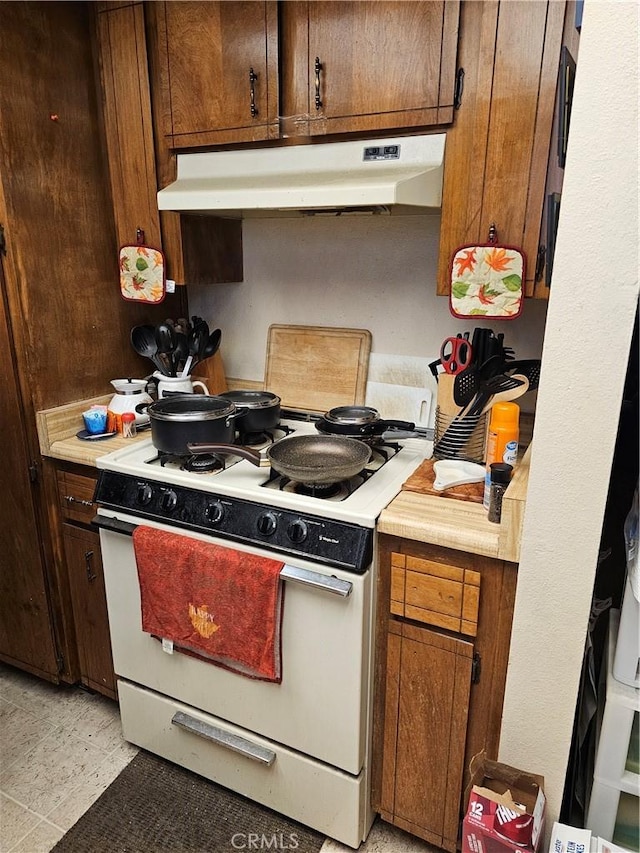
[92,515,354,597]
[280,565,352,597]
[171,711,276,766]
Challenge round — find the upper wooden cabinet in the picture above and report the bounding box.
[95,2,243,285]
[280,1,460,138]
[155,1,279,148]
[437,0,580,299]
[150,1,459,145]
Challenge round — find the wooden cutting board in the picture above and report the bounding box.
[402,458,484,503]
[264,325,371,413]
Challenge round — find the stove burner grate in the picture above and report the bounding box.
[293,481,342,498]
[158,451,225,473]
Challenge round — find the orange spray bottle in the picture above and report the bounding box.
[482,402,520,510]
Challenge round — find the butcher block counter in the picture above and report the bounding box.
[377,444,531,563]
[36,395,149,466]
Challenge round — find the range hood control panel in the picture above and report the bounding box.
[363,144,401,161]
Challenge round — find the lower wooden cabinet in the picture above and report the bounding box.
[378,621,473,850]
[372,535,517,850]
[56,468,116,700]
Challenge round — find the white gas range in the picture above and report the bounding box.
[93,415,431,847]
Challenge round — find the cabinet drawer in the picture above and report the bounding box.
[390,552,480,636]
[117,679,367,848]
[57,470,98,525]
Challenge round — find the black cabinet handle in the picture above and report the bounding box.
[85,550,97,583]
[249,67,258,118]
[314,57,323,110]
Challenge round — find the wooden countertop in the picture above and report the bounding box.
[36,395,148,466]
[378,444,531,563]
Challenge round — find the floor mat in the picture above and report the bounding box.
[52,750,326,853]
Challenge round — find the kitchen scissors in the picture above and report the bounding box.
[440,335,473,375]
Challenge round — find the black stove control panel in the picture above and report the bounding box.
[94,470,373,573]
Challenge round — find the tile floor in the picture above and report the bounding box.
[0,662,434,853]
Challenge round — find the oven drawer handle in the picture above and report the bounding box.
[171,711,276,766]
[280,565,352,597]
[93,516,353,597]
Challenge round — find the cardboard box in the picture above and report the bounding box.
[462,754,546,853]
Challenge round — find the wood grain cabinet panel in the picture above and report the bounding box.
[437,0,578,299]
[154,1,279,148]
[373,535,517,850]
[379,622,473,851]
[391,552,481,637]
[280,1,460,138]
[62,524,116,700]
[96,2,243,285]
[57,471,98,527]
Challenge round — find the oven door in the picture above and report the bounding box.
[96,508,373,776]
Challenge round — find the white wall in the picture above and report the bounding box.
[189,214,548,399]
[499,0,639,831]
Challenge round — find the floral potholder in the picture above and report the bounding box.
[449,227,525,319]
[119,242,166,304]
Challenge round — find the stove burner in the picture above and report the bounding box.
[159,451,224,473]
[238,431,272,447]
[294,481,342,498]
[184,453,225,473]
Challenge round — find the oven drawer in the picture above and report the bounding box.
[117,679,369,849]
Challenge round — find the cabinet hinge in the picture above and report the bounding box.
[535,245,546,283]
[0,223,6,255]
[28,461,39,483]
[471,652,481,684]
[454,67,465,109]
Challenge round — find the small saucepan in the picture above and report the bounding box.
[316,405,416,439]
[187,434,372,485]
[218,390,281,434]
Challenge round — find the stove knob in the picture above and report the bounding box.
[160,489,178,512]
[136,483,153,506]
[257,511,278,537]
[205,500,225,524]
[287,519,308,544]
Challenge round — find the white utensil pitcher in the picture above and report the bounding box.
[153,372,209,398]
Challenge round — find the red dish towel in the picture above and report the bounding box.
[132,527,284,682]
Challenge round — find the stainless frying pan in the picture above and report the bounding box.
[187,434,372,484]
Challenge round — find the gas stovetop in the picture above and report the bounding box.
[96,417,430,525]
[94,416,431,570]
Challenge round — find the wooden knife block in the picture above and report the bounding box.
[193,351,228,396]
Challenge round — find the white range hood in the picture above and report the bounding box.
[157,134,446,218]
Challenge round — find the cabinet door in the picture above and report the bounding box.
[62,524,116,699]
[437,0,569,299]
[97,3,162,250]
[303,1,460,136]
[0,270,59,679]
[379,622,473,851]
[157,1,279,147]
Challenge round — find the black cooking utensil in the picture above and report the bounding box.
[504,359,541,390]
[155,322,177,376]
[131,325,170,375]
[453,364,479,407]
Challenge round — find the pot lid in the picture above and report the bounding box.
[219,390,281,410]
[111,378,149,394]
[149,394,236,421]
[324,405,380,425]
